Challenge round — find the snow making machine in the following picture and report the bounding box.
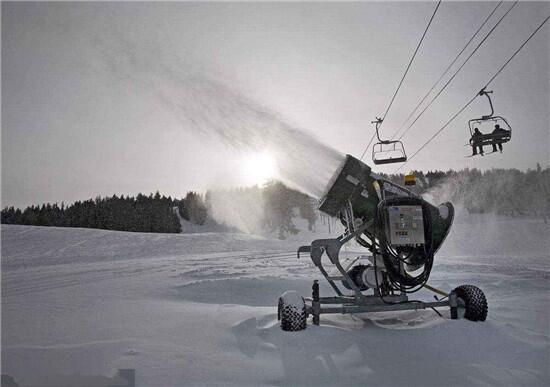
[277,154,487,331]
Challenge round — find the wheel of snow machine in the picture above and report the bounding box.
[452,285,488,322]
[278,291,307,331]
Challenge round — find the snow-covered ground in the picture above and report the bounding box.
[2,210,549,386]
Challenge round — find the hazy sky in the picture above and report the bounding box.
[2,1,549,208]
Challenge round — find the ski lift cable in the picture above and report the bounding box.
[394,13,550,173]
[482,15,549,87]
[396,1,518,142]
[359,0,442,160]
[395,0,518,142]
[390,1,504,141]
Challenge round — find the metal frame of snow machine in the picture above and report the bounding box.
[278,155,488,331]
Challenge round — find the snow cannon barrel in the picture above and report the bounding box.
[318,154,454,252]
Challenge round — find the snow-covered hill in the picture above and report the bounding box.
[1,211,549,386]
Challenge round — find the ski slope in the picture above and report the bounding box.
[2,211,549,386]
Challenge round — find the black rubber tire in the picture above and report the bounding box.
[278,292,307,331]
[452,285,488,322]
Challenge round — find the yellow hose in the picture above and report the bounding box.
[423,283,449,297]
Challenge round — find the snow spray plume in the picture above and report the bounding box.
[421,176,461,205]
[421,172,483,213]
[208,188,265,235]
[421,168,539,219]
[96,35,344,200]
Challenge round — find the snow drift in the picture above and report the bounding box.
[2,211,549,386]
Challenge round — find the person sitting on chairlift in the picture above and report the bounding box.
[491,124,508,153]
[471,127,484,156]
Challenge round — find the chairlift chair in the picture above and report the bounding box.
[371,117,408,165]
[468,89,512,148]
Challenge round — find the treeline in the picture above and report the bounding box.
[0,182,319,237]
[4,165,547,235]
[1,193,182,233]
[387,164,550,222]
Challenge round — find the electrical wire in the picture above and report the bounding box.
[483,14,550,86]
[396,1,518,142]
[395,94,478,172]
[390,1,504,140]
[394,13,550,173]
[359,0,442,160]
[373,197,435,293]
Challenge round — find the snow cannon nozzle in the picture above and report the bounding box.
[318,154,373,218]
[317,154,454,255]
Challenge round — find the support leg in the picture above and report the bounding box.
[450,292,458,320]
[312,280,320,326]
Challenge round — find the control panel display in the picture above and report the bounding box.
[387,205,425,246]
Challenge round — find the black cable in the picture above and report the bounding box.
[395,13,550,173]
[483,14,550,87]
[396,1,518,142]
[373,197,435,293]
[430,306,444,317]
[359,0,442,160]
[342,196,432,304]
[390,1,504,140]
[360,132,378,161]
[395,94,478,172]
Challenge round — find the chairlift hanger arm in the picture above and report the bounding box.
[479,88,495,118]
[371,117,384,142]
[370,116,408,164]
[395,12,549,174]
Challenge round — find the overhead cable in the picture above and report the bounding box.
[394,13,550,173]
[396,1,518,142]
[359,0,442,160]
[390,1,504,140]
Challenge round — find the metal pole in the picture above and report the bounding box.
[312,280,320,325]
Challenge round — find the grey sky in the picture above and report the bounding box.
[2,1,549,208]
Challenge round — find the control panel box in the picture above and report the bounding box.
[387,205,425,246]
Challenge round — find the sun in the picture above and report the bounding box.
[241,152,279,186]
